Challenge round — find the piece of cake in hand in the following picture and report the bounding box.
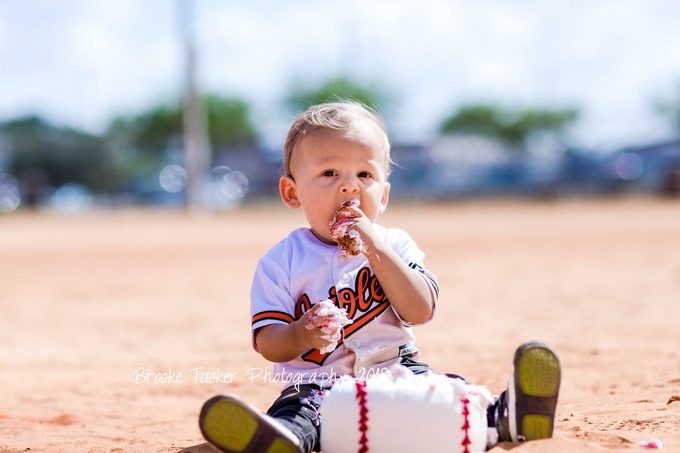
[329,199,366,257]
[304,300,353,354]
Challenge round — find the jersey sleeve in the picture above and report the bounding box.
[383,228,439,326]
[249,253,296,352]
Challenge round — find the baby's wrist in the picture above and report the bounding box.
[290,320,308,351]
[364,236,388,261]
[357,225,379,249]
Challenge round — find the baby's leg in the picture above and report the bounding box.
[266,385,326,453]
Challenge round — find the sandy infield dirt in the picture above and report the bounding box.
[1,197,679,452]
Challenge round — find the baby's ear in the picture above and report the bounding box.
[279,176,300,209]
[378,182,390,213]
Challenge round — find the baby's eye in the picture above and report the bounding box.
[358,171,371,178]
[322,170,336,177]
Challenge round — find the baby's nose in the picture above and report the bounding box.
[341,184,359,193]
[339,177,360,193]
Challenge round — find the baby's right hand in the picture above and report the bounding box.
[294,303,335,351]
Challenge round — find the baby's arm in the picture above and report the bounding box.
[254,303,334,363]
[364,236,435,325]
[345,208,435,325]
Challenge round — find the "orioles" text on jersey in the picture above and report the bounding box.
[296,266,391,366]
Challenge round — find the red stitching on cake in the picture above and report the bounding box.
[355,380,369,453]
[461,396,471,453]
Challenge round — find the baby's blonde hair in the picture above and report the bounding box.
[283,101,392,177]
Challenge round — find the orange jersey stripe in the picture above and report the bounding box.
[252,311,295,325]
[343,300,390,337]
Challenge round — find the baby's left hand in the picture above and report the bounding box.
[339,204,379,255]
[330,200,383,258]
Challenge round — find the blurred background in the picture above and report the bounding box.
[1,0,680,213]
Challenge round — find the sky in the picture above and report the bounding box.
[1,0,680,152]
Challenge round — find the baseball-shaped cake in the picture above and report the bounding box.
[320,370,493,453]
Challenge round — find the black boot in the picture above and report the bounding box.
[491,341,561,443]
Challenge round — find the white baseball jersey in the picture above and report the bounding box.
[250,225,439,389]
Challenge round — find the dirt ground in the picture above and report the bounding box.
[1,197,679,452]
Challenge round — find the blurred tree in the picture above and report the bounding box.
[105,94,258,185]
[440,104,578,148]
[286,77,387,113]
[108,103,180,154]
[107,94,257,155]
[0,116,112,203]
[203,95,258,149]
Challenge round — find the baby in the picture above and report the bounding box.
[198,102,561,453]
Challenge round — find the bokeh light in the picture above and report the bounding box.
[199,166,250,210]
[614,152,644,180]
[221,170,249,200]
[159,164,188,193]
[45,183,95,214]
[0,174,21,212]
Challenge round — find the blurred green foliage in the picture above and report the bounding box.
[0,116,112,198]
[107,103,180,154]
[107,94,257,154]
[105,94,258,180]
[204,95,258,149]
[440,104,578,147]
[286,77,387,113]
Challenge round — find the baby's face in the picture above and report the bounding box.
[283,123,390,244]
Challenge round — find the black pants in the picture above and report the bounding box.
[265,359,476,453]
[266,383,325,453]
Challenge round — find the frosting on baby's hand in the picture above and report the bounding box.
[304,299,352,354]
[329,199,366,258]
